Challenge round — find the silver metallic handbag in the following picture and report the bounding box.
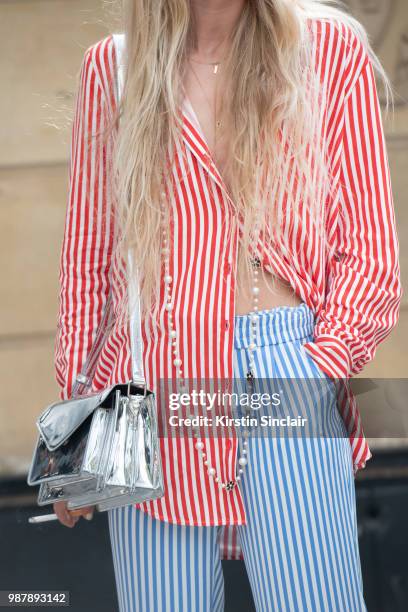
[26,32,164,513]
[26,251,164,512]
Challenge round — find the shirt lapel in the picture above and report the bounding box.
[178,97,290,280]
[178,96,234,207]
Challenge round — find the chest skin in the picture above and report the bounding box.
[182,61,231,190]
[181,62,302,313]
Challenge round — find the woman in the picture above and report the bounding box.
[53,0,402,610]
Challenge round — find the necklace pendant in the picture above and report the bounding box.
[226,480,236,491]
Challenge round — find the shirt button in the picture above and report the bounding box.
[225,320,230,331]
[226,439,232,450]
[225,263,232,274]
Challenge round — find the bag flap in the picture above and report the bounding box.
[36,385,117,452]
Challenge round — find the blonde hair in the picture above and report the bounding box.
[101,0,393,328]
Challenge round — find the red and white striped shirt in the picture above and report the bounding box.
[55,17,402,560]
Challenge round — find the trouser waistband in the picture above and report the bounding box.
[233,302,315,348]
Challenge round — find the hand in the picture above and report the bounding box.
[53,501,95,528]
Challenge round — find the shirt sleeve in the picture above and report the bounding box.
[54,45,116,400]
[302,55,403,380]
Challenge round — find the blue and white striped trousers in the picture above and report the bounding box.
[107,303,367,611]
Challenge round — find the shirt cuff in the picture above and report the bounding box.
[302,335,352,380]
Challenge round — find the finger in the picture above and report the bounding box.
[60,508,77,527]
[55,502,78,528]
[71,505,95,520]
[53,502,68,523]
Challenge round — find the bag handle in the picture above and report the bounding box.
[72,32,145,397]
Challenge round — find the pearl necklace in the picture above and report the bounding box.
[159,189,262,493]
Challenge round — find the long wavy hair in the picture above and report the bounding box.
[101,0,393,329]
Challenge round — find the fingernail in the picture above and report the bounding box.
[84,512,93,520]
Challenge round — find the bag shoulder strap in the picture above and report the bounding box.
[112,33,126,103]
[112,33,146,386]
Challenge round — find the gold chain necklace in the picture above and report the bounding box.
[187,32,229,74]
[189,56,222,75]
[185,34,230,155]
[187,59,223,159]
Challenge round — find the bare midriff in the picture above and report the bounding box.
[234,264,303,316]
[182,65,303,316]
